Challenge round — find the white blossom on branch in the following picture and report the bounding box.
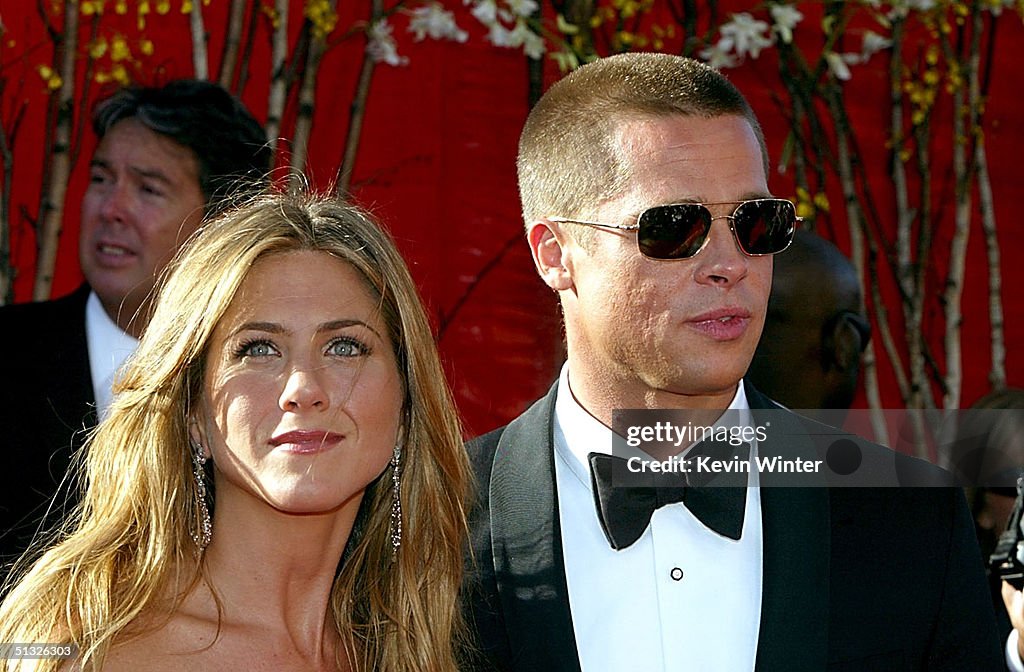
[506,0,538,18]
[367,19,409,66]
[467,0,545,59]
[860,30,893,62]
[769,4,803,44]
[470,0,499,25]
[825,50,854,81]
[719,13,773,59]
[699,40,739,69]
[408,3,468,42]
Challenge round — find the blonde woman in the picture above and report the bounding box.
[0,191,472,671]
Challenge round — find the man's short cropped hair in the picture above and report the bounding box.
[93,79,272,216]
[516,53,769,234]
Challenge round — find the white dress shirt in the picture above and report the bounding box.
[553,365,763,672]
[85,291,140,420]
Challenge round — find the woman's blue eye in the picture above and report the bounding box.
[234,339,277,358]
[328,338,367,357]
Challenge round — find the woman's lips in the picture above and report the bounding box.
[269,430,345,454]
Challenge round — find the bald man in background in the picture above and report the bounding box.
[748,229,870,410]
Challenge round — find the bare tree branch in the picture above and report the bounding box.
[235,0,260,94]
[335,0,384,195]
[824,81,894,446]
[218,0,248,89]
[974,16,1005,391]
[33,0,78,301]
[290,1,336,184]
[438,231,524,340]
[0,84,17,306]
[266,0,290,154]
[940,10,981,413]
[70,12,100,168]
[190,0,210,80]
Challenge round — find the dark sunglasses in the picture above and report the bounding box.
[550,198,800,260]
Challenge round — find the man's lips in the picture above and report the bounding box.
[269,430,345,454]
[686,307,753,341]
[93,242,137,266]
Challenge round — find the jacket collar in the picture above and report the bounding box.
[487,381,830,671]
[489,384,582,672]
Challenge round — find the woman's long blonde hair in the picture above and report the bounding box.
[0,191,472,671]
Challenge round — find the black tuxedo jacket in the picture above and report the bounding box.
[0,284,96,564]
[464,382,1003,671]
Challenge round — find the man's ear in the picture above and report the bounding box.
[824,315,864,374]
[528,219,574,291]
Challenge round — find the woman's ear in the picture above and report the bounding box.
[528,219,575,292]
[188,416,212,460]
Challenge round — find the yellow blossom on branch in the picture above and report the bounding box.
[37,65,63,90]
[182,0,194,13]
[812,192,830,213]
[112,63,130,85]
[261,3,280,27]
[89,37,108,58]
[81,1,97,16]
[794,187,813,219]
[111,34,131,61]
[304,0,338,40]
[556,14,579,35]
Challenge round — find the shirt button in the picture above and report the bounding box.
[670,567,684,581]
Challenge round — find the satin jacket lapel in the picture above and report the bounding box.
[489,384,581,672]
[746,382,830,671]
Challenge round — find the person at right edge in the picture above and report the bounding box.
[464,53,1006,671]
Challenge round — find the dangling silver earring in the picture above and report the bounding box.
[190,440,213,551]
[390,444,402,561]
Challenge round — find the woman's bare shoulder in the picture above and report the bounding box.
[101,608,220,672]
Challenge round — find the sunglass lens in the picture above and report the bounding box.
[638,204,711,259]
[733,200,796,255]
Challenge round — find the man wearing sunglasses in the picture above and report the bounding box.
[465,53,1004,670]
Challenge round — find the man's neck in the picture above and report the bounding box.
[565,360,741,429]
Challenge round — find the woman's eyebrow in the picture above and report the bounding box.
[317,319,381,339]
[230,319,382,339]
[231,321,285,336]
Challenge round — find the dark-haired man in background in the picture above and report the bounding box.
[748,228,870,411]
[0,80,271,563]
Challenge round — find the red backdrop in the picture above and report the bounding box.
[3,1,1022,437]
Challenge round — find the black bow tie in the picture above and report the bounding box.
[588,441,749,550]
